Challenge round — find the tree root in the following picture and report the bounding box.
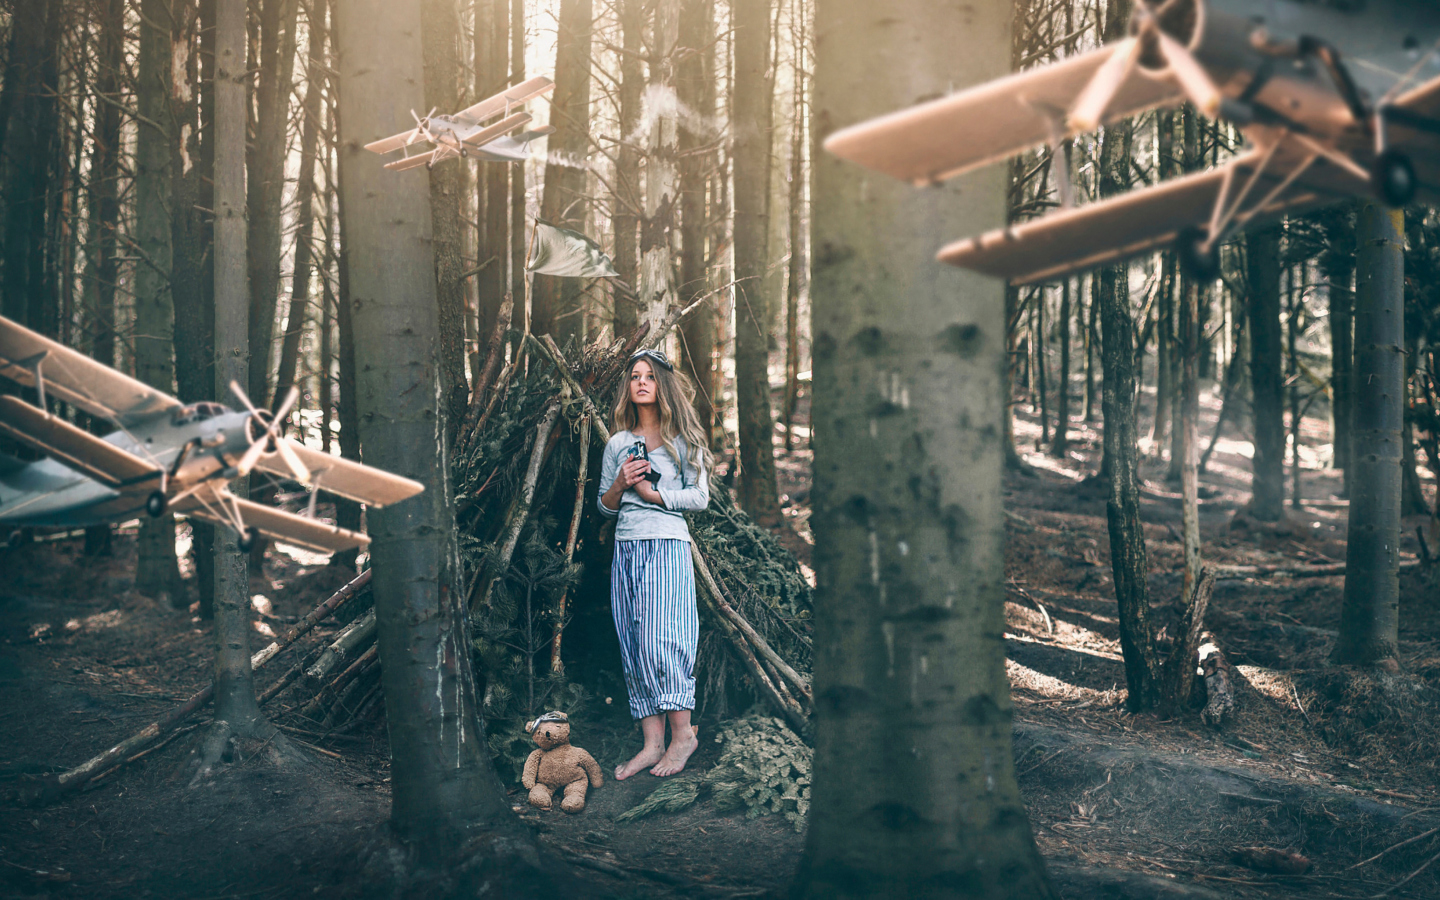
[186,716,308,787]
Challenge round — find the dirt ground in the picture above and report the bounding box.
[2,375,1439,899]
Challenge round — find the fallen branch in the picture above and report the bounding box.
[471,401,562,610]
[1350,827,1440,870]
[693,545,812,704]
[1200,633,1235,727]
[456,303,512,451]
[40,569,372,801]
[1213,560,1421,577]
[550,413,591,676]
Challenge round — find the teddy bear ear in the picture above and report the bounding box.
[524,718,539,734]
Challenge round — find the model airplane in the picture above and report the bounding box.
[364,75,556,172]
[0,316,423,554]
[825,0,1440,284]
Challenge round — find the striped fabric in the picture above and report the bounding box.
[611,538,698,719]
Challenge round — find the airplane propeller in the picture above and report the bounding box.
[229,380,310,484]
[406,106,440,145]
[1066,0,1220,133]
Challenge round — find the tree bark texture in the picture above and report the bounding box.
[421,0,472,432]
[796,1,1056,896]
[1334,203,1404,667]
[475,0,509,352]
[334,0,515,836]
[1050,277,1070,457]
[611,0,644,335]
[732,0,782,525]
[533,0,593,345]
[247,0,302,407]
[134,0,181,600]
[678,0,718,440]
[640,1,681,333]
[0,0,58,328]
[212,0,268,732]
[1321,205,1355,478]
[1247,224,1286,521]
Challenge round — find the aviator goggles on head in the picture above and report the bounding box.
[628,348,674,372]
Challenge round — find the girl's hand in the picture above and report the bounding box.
[610,458,652,493]
[633,480,664,506]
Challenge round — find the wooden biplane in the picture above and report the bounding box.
[364,75,556,171]
[825,0,1440,284]
[0,316,422,554]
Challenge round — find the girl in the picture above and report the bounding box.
[597,348,711,779]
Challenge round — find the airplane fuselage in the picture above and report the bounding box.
[0,407,254,527]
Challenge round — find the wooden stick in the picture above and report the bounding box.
[692,545,812,704]
[472,401,562,610]
[48,569,371,797]
[456,303,512,450]
[1349,827,1439,870]
[532,333,612,444]
[550,411,590,676]
[1213,560,1421,577]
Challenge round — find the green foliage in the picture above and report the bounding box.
[617,713,812,832]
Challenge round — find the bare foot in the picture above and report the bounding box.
[614,744,664,781]
[650,726,699,777]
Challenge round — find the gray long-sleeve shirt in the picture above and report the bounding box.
[596,430,709,542]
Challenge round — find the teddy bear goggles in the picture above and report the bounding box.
[524,710,569,734]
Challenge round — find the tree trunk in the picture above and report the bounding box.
[532,0,593,345]
[83,0,126,557]
[197,0,276,771]
[733,0,782,525]
[0,0,54,328]
[1322,206,1356,483]
[474,0,509,355]
[247,0,302,407]
[678,0,719,443]
[134,0,182,602]
[796,1,1056,895]
[1050,277,1071,457]
[510,0,527,339]
[273,4,328,414]
[172,0,218,614]
[1084,269,1099,422]
[639,2,681,333]
[1247,224,1286,521]
[329,89,364,568]
[334,0,522,840]
[420,0,471,431]
[611,0,644,335]
[1333,203,1404,668]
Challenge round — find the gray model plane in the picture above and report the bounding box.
[825,0,1440,284]
[364,75,556,172]
[0,315,423,554]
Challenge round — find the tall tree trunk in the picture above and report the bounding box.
[1050,277,1071,456]
[134,0,182,601]
[273,2,327,413]
[334,0,529,844]
[1334,203,1404,668]
[1247,224,1285,521]
[474,0,509,354]
[611,0,643,335]
[0,0,53,327]
[194,0,278,776]
[329,90,364,568]
[532,0,593,344]
[1322,206,1355,486]
[247,0,301,407]
[797,0,1056,894]
[1179,279,1201,598]
[678,0,718,434]
[782,4,806,454]
[1084,269,1099,422]
[510,0,527,337]
[420,0,470,431]
[172,0,218,614]
[83,0,125,557]
[732,0,782,525]
[639,2,681,332]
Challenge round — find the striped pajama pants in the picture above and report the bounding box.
[611,539,698,719]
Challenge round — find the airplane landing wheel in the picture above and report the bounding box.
[145,491,167,518]
[1176,226,1220,282]
[1371,150,1416,207]
[237,526,259,553]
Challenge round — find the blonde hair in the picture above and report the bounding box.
[612,356,713,484]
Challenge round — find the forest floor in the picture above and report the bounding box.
[1,376,1438,899]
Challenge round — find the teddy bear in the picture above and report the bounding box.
[521,711,603,813]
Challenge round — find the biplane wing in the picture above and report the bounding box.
[175,485,370,555]
[460,111,531,147]
[0,396,161,488]
[939,147,1368,284]
[454,75,554,126]
[383,152,437,172]
[0,315,180,426]
[252,439,424,508]
[823,46,1183,186]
